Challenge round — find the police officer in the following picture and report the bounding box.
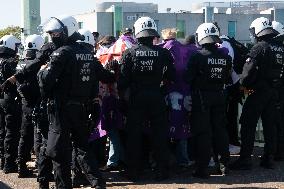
[230,17,279,170]
[37,15,115,189]
[272,21,284,161]
[71,28,103,187]
[0,35,22,174]
[118,16,176,181]
[2,40,57,187]
[15,34,44,177]
[184,23,232,178]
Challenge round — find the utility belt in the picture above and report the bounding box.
[2,92,21,102]
[46,99,56,114]
[268,79,284,89]
[131,83,161,94]
[191,89,225,95]
[65,96,90,106]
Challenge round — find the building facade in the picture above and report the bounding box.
[74,1,284,43]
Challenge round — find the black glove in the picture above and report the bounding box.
[227,81,244,105]
[0,79,14,93]
[86,99,101,132]
[105,60,120,73]
[118,99,128,115]
[36,42,57,62]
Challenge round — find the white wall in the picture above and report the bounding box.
[74,12,97,33]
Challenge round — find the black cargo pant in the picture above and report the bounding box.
[274,88,284,158]
[37,100,53,184]
[0,96,21,168]
[46,101,102,189]
[126,90,170,176]
[239,89,277,159]
[17,99,35,164]
[0,108,6,163]
[34,125,42,163]
[191,90,230,170]
[226,85,240,146]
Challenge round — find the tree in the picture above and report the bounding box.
[0,26,21,39]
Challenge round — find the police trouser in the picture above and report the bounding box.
[34,125,42,162]
[33,101,46,163]
[275,88,284,158]
[226,92,240,146]
[126,91,170,175]
[17,99,35,163]
[0,97,21,167]
[191,90,229,169]
[46,101,102,189]
[37,101,53,184]
[0,108,6,160]
[239,89,277,159]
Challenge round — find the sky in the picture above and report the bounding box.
[0,0,230,29]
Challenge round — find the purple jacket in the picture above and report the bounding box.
[100,95,124,130]
[159,39,198,139]
[89,122,107,142]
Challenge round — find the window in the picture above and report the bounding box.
[78,22,83,29]
[228,21,236,38]
[176,20,185,38]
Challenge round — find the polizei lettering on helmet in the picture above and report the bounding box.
[208,58,227,65]
[136,50,159,57]
[76,54,94,61]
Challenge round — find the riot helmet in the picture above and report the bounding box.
[40,15,79,47]
[249,17,278,39]
[24,34,44,59]
[133,17,159,39]
[195,23,221,45]
[0,35,21,55]
[77,29,95,52]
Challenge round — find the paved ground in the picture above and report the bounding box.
[0,148,283,189]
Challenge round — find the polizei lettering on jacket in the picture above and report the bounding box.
[208,58,227,65]
[136,50,159,57]
[76,54,94,61]
[270,45,284,53]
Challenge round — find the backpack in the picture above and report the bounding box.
[222,37,249,74]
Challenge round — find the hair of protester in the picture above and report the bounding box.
[161,28,178,40]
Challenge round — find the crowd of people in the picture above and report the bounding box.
[0,14,283,189]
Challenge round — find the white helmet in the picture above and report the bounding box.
[77,29,95,46]
[0,35,21,51]
[133,16,159,38]
[196,23,220,45]
[42,15,79,37]
[249,17,278,38]
[272,21,284,35]
[24,34,44,51]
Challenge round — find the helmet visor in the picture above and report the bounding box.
[135,29,159,39]
[39,17,64,34]
[198,35,221,45]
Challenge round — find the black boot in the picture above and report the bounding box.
[229,157,252,170]
[0,158,4,170]
[192,168,210,179]
[260,155,275,169]
[90,178,106,189]
[18,162,33,178]
[39,181,49,189]
[214,162,228,176]
[3,160,17,174]
[71,170,89,188]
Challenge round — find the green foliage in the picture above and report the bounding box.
[0,26,21,39]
